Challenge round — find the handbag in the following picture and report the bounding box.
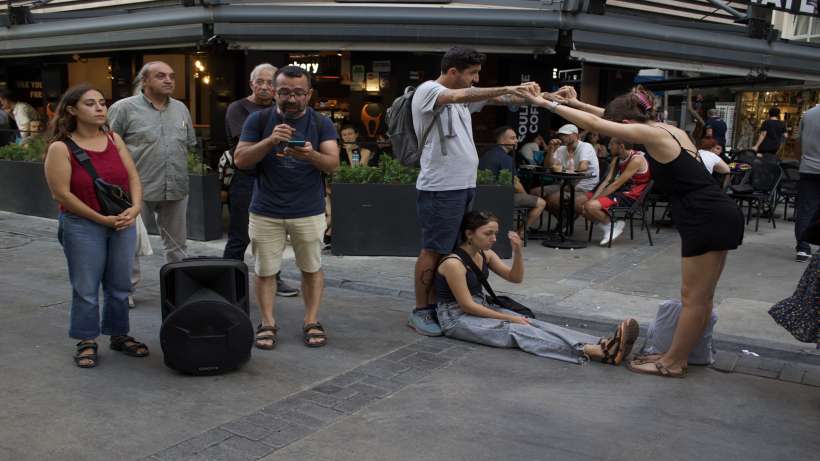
[65,137,132,216]
[452,248,535,319]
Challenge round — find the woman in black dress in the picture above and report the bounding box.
[523,86,743,378]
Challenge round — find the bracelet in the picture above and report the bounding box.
[545,100,561,112]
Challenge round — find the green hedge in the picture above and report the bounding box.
[332,156,513,186]
[0,137,47,162]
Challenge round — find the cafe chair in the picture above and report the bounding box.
[589,180,655,248]
[778,161,800,221]
[730,160,783,232]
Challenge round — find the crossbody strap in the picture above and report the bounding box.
[64,138,100,182]
[452,248,500,304]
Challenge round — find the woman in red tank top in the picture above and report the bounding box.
[44,84,147,369]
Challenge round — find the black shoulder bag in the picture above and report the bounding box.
[452,248,535,318]
[65,137,132,216]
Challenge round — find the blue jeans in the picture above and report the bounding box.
[223,172,254,261]
[795,173,820,254]
[58,213,136,340]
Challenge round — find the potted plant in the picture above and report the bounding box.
[330,157,514,257]
[185,150,223,241]
[0,137,56,218]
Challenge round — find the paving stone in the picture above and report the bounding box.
[381,348,418,362]
[296,390,342,408]
[220,412,288,441]
[710,352,739,373]
[339,281,398,297]
[408,351,448,363]
[358,359,411,379]
[802,368,820,387]
[400,353,445,371]
[259,396,311,416]
[259,422,314,449]
[333,392,380,414]
[153,429,233,460]
[406,342,449,354]
[361,375,406,393]
[196,436,273,461]
[324,370,366,387]
[312,383,343,394]
[391,367,434,385]
[778,363,806,384]
[281,401,345,427]
[349,382,390,398]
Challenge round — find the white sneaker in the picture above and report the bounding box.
[599,227,612,246]
[610,220,626,243]
[796,251,811,262]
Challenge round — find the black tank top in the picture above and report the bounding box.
[646,126,720,197]
[434,252,488,304]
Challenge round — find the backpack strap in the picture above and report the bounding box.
[64,138,101,182]
[452,247,500,304]
[418,106,448,157]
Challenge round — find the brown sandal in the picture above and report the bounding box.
[627,360,687,378]
[303,322,327,348]
[255,324,278,350]
[631,354,663,365]
[599,319,640,365]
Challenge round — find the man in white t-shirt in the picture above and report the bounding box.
[0,89,38,140]
[408,46,552,336]
[534,124,599,221]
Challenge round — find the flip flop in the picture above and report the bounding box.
[627,360,687,378]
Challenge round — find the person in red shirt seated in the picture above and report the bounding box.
[582,138,651,246]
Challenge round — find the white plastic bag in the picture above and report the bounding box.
[135,215,153,256]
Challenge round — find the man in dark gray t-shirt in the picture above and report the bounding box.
[222,63,300,297]
[794,104,820,262]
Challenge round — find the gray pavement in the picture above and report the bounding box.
[0,210,818,461]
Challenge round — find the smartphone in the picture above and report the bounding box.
[287,139,306,148]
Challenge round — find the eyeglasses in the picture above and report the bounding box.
[276,89,309,98]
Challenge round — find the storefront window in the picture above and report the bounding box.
[735,89,820,160]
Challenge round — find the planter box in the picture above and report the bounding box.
[0,160,57,218]
[143,173,224,242]
[331,183,513,258]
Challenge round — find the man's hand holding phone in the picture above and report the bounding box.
[284,141,314,161]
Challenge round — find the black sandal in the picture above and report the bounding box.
[74,340,98,368]
[109,335,149,357]
[255,324,278,350]
[303,322,327,348]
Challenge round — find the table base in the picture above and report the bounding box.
[541,238,588,249]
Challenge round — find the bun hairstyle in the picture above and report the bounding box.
[603,85,657,123]
[459,210,499,242]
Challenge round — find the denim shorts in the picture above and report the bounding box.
[416,188,475,254]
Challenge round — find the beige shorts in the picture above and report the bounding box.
[249,213,326,277]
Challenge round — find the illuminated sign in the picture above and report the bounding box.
[749,0,819,17]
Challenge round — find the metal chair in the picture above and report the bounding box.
[778,161,800,221]
[588,180,655,248]
[730,160,783,231]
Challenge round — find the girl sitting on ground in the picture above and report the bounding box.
[435,210,639,365]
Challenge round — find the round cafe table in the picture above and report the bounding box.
[539,170,593,250]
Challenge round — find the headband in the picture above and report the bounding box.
[634,91,654,114]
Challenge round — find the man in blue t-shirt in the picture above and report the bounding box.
[235,65,339,349]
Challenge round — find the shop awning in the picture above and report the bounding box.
[565,11,820,81]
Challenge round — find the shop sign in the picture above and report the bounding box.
[290,61,319,73]
[749,0,819,17]
[15,80,43,99]
[516,73,539,142]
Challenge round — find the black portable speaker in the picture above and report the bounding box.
[159,257,254,375]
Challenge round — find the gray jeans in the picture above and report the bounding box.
[131,197,188,291]
[437,296,601,364]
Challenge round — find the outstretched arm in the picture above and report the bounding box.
[555,86,605,117]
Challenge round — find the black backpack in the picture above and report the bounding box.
[386,85,447,167]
